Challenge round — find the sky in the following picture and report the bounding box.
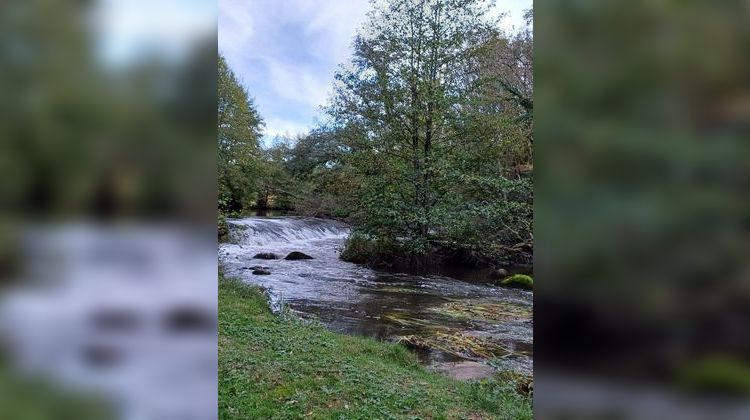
[219,0,533,143]
[93,0,215,66]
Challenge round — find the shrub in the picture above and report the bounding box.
[218,213,229,242]
[340,232,377,264]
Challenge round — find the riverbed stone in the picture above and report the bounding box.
[252,269,271,275]
[253,252,278,260]
[284,251,314,260]
[489,268,508,280]
[432,361,496,380]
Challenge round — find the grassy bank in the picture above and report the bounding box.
[219,276,532,419]
[0,362,111,419]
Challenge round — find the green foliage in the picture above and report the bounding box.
[324,0,533,259]
[1,0,216,219]
[499,274,533,290]
[218,211,229,242]
[216,0,534,264]
[0,361,112,420]
[340,232,379,264]
[218,54,264,214]
[219,276,531,419]
[438,174,533,249]
[251,130,359,217]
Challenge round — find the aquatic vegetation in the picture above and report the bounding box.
[499,274,533,289]
[429,301,532,322]
[397,331,513,360]
[383,312,444,329]
[375,285,431,295]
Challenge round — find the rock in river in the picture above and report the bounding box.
[284,251,314,260]
[252,269,271,275]
[253,252,278,260]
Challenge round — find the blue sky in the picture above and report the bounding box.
[219,0,532,144]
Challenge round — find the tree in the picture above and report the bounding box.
[475,9,533,171]
[218,54,264,214]
[329,0,531,252]
[329,0,497,247]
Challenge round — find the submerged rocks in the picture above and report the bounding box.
[499,274,533,290]
[252,269,271,275]
[253,252,278,260]
[284,251,313,260]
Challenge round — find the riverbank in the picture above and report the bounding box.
[0,362,110,419]
[340,233,533,276]
[219,276,532,419]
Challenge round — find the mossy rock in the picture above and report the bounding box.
[499,274,533,290]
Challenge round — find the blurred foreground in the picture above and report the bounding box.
[536,1,750,418]
[1,226,217,420]
[0,1,216,419]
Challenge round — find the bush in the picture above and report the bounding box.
[499,274,533,290]
[218,212,229,242]
[340,232,377,264]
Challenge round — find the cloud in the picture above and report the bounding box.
[494,0,533,32]
[262,118,315,147]
[219,0,532,141]
[264,58,330,108]
[95,0,216,65]
[219,0,370,139]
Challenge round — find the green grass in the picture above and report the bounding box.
[219,276,532,419]
[0,361,112,420]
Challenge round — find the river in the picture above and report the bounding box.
[220,216,533,378]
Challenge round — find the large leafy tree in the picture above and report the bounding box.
[329,0,532,258]
[475,9,533,171]
[218,54,264,213]
[329,0,496,248]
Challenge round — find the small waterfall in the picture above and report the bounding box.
[227,217,350,247]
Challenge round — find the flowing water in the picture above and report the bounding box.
[220,217,533,377]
